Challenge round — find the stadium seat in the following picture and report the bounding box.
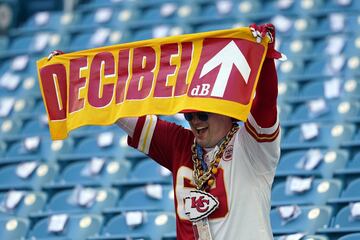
[276,149,349,178]
[42,187,119,215]
[17,11,78,32]
[98,211,175,240]
[56,159,130,187]
[113,184,174,212]
[2,136,43,163]
[277,81,300,104]
[40,136,75,162]
[319,205,360,234]
[60,131,126,160]
[274,234,329,240]
[339,233,360,240]
[279,37,314,59]
[0,118,23,138]
[7,31,67,56]
[271,178,342,206]
[281,123,355,150]
[28,213,103,240]
[330,177,360,204]
[126,158,172,185]
[286,99,338,125]
[335,152,360,177]
[0,191,46,217]
[0,216,30,240]
[0,162,58,191]
[341,77,360,99]
[271,205,332,235]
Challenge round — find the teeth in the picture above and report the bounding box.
[196,127,206,130]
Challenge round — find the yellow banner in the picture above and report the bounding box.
[37,27,269,140]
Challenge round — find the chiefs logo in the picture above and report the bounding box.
[184,190,219,222]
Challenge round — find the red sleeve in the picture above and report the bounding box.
[250,58,278,128]
[128,116,194,171]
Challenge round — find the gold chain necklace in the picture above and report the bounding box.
[191,124,239,190]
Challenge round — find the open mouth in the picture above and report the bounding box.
[196,126,208,135]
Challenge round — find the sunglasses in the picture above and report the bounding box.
[184,112,209,121]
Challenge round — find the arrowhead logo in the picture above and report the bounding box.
[199,40,251,98]
[184,190,219,222]
[188,38,263,104]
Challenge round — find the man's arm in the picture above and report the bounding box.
[250,57,278,128]
[249,23,280,128]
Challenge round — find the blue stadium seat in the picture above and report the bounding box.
[277,59,305,80]
[0,216,30,240]
[335,152,360,177]
[0,140,7,157]
[278,103,293,123]
[339,233,360,240]
[275,234,329,240]
[42,187,119,215]
[0,118,23,138]
[56,159,130,187]
[277,81,300,103]
[77,7,116,27]
[28,213,103,240]
[286,99,336,125]
[60,131,126,160]
[98,211,175,240]
[6,31,67,56]
[279,37,315,59]
[114,185,174,212]
[18,11,78,32]
[341,77,360,99]
[282,123,355,150]
[40,136,75,162]
[330,178,360,204]
[127,158,172,185]
[271,178,342,206]
[271,205,332,235]
[276,149,349,178]
[0,162,58,191]
[3,136,43,163]
[319,205,360,234]
[0,191,46,217]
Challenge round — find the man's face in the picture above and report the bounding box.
[185,112,233,148]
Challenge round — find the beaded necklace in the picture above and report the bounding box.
[191,124,239,191]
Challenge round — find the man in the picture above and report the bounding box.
[116,24,281,239]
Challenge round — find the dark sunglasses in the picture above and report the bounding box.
[184,112,209,121]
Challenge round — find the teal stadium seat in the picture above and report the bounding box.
[271,205,332,235]
[276,149,349,178]
[339,233,360,240]
[96,211,175,240]
[0,216,30,240]
[335,152,360,177]
[0,191,46,217]
[113,185,174,212]
[29,213,103,240]
[271,178,342,206]
[17,11,78,33]
[282,123,355,150]
[0,162,58,191]
[42,187,118,215]
[330,178,360,204]
[126,158,172,185]
[56,159,130,187]
[318,205,360,235]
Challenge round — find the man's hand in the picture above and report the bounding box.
[249,23,283,59]
[48,50,65,61]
